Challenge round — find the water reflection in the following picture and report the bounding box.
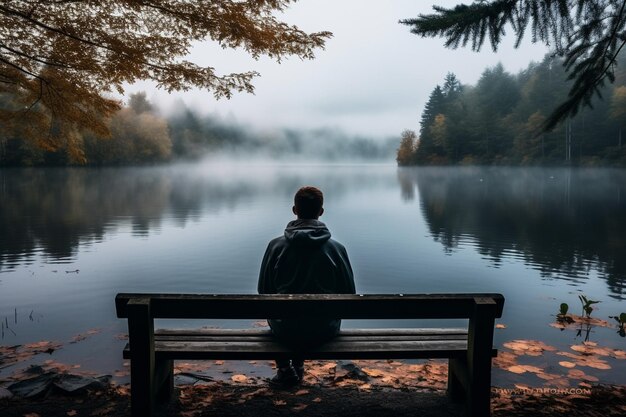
[0,164,393,271]
[0,166,243,270]
[399,167,626,300]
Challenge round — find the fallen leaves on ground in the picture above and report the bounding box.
[3,367,626,417]
[231,374,249,383]
[291,403,308,411]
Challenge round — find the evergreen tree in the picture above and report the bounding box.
[442,72,462,100]
[441,73,466,161]
[416,85,446,162]
[398,53,626,166]
[401,1,626,130]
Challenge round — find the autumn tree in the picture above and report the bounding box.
[84,92,172,164]
[0,0,331,162]
[401,1,626,130]
[396,130,417,166]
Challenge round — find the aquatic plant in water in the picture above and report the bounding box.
[578,295,600,318]
[609,313,626,337]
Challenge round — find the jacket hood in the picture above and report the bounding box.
[284,219,331,247]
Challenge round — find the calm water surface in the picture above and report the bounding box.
[1,163,625,386]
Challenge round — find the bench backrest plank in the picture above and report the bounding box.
[116,293,505,319]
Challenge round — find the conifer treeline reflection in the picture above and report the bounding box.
[399,167,626,299]
[0,168,251,270]
[0,165,392,271]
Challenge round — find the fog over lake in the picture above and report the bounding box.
[0,162,625,385]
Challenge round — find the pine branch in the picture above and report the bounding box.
[402,0,626,131]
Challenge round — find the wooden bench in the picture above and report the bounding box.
[115,293,505,417]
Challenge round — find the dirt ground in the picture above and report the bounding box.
[2,381,626,417]
[2,352,626,417]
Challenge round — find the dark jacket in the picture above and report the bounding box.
[258,219,355,346]
[258,219,355,295]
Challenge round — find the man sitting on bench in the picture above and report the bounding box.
[258,186,356,388]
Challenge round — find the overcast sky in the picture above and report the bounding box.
[127,0,549,138]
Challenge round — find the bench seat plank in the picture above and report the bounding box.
[154,328,469,336]
[123,328,496,360]
[126,340,479,360]
[152,328,469,342]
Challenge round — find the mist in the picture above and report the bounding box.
[166,101,397,163]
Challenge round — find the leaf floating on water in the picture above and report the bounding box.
[507,365,528,374]
[558,361,576,368]
[536,372,561,381]
[70,328,101,344]
[612,350,626,360]
[567,369,586,378]
[492,351,518,369]
[551,314,612,330]
[544,377,572,388]
[503,340,556,356]
[566,369,599,382]
[496,324,507,329]
[294,389,309,396]
[571,343,613,357]
[557,351,612,370]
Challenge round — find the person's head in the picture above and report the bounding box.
[293,186,324,219]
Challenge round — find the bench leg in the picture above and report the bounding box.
[155,359,174,403]
[466,362,492,417]
[130,353,155,417]
[466,298,497,417]
[447,357,466,403]
[128,298,155,417]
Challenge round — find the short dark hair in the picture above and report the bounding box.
[294,186,323,219]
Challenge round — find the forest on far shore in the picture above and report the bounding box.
[397,53,626,167]
[0,93,396,167]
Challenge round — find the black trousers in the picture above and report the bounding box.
[269,318,341,369]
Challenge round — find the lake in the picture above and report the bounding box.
[1,162,625,386]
